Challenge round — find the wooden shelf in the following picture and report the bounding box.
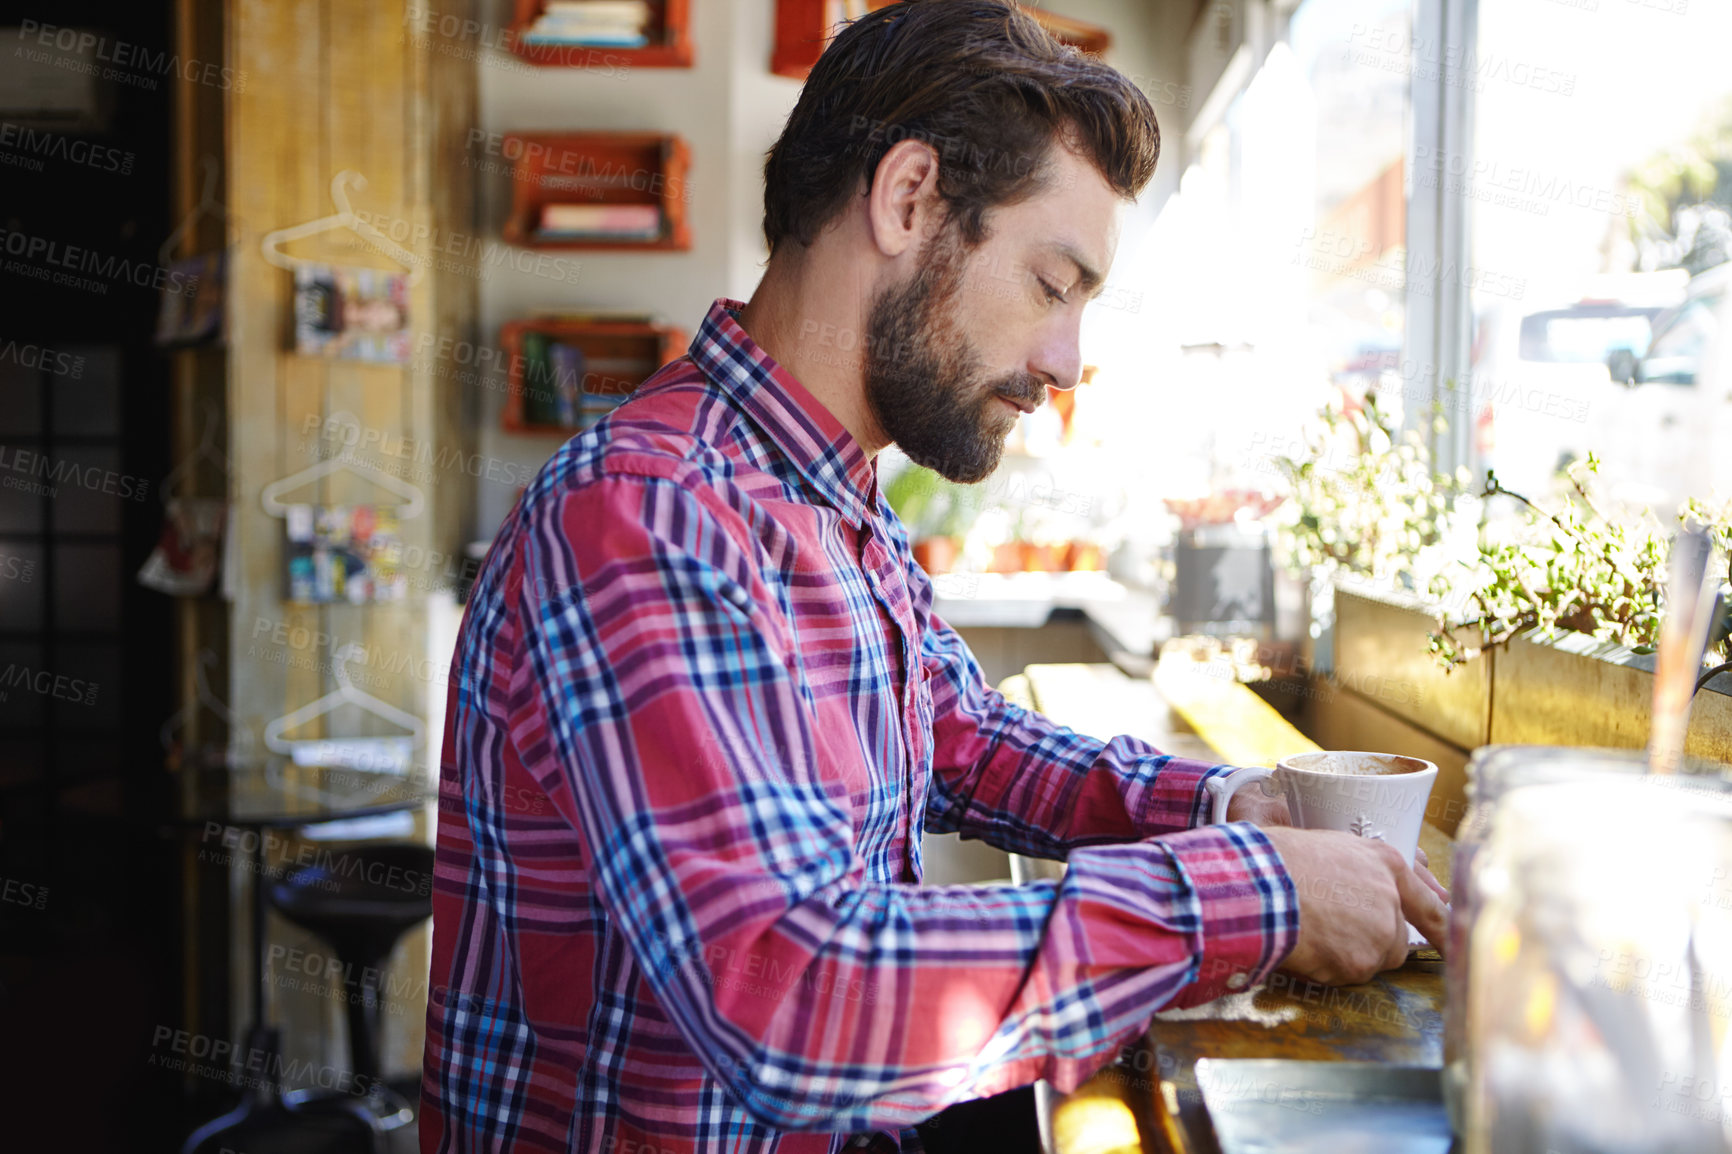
[501,132,691,252]
[772,0,887,80]
[499,317,686,435]
[771,1,1109,80]
[508,0,692,68]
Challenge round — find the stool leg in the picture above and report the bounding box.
[343,959,383,1081]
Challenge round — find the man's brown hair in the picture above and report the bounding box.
[762,0,1160,256]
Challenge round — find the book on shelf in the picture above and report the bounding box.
[536,202,662,241]
[523,30,648,47]
[827,1,872,25]
[548,342,586,426]
[580,393,630,416]
[517,332,649,429]
[544,0,651,17]
[524,0,652,47]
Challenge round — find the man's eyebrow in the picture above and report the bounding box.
[1050,243,1105,299]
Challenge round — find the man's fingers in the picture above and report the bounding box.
[1395,860,1449,954]
[1382,918,1411,974]
[1414,846,1429,869]
[1226,792,1292,827]
[1414,860,1450,905]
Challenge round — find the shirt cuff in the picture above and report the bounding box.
[1129,753,1238,836]
[1162,821,1300,1008]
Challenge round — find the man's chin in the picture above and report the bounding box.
[903,436,1004,485]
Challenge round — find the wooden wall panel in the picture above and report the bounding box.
[1333,587,1492,753]
[225,0,475,1086]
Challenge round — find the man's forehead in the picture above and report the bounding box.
[1020,148,1120,270]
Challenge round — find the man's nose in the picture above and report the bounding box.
[1033,312,1085,392]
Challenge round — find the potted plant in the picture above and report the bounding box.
[1064,540,1104,571]
[884,463,977,575]
[1017,505,1073,572]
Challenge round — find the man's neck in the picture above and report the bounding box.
[735,253,887,458]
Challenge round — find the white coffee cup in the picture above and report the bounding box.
[1204,750,1439,865]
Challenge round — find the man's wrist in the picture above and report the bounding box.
[1162,822,1300,1008]
[1192,764,1237,828]
[1129,756,1237,835]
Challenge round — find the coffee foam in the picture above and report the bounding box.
[1296,752,1418,776]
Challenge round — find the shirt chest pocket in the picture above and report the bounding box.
[905,662,935,807]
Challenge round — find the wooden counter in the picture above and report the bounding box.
[1006,661,1451,1154]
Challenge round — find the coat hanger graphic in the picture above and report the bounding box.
[259,410,425,519]
[263,642,427,759]
[259,170,425,286]
[160,155,240,266]
[159,649,257,759]
[159,403,233,505]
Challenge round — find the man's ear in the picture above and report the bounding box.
[865,138,942,260]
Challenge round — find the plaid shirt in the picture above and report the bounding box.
[421,299,1299,1154]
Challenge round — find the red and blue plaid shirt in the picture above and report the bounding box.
[421,299,1299,1153]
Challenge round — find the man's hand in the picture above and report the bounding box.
[1261,826,1449,986]
[1223,775,1291,828]
[1412,846,1450,905]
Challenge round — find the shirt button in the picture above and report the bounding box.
[1226,972,1249,991]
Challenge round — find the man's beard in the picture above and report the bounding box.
[861,228,1046,484]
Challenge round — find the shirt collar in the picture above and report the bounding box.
[687,297,879,529]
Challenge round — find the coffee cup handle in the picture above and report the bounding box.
[1205,766,1277,825]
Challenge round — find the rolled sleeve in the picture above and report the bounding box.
[1134,760,1238,836]
[920,607,1248,856]
[1161,822,1300,1009]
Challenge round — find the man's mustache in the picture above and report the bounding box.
[990,373,1046,410]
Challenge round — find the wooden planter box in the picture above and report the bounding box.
[1331,585,1491,752]
[1317,583,1732,832]
[1491,630,1732,763]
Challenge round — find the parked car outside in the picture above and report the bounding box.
[1598,262,1732,511]
[1471,271,1687,505]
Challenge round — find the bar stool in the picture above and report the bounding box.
[183,1102,374,1154]
[267,840,435,1151]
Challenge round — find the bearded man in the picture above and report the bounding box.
[422,3,1447,1151]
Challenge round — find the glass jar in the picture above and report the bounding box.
[1463,775,1732,1154]
[1443,746,1651,1130]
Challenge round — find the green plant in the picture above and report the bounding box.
[1273,392,1467,593]
[1426,456,1732,671]
[883,463,976,541]
[1273,394,1732,674]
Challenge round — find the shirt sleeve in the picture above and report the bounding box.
[519,465,1299,1135]
[915,585,1236,860]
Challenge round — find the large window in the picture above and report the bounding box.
[1068,0,1419,549]
[892,0,1731,613]
[1076,0,1732,592]
[1466,0,1732,514]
